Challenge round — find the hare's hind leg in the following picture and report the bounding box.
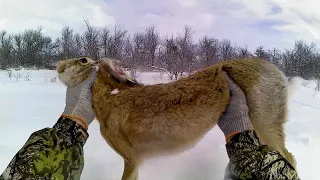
[121,159,139,180]
[255,123,296,168]
[252,105,297,168]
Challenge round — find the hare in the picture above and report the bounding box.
[57,57,300,180]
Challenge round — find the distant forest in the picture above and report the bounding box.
[0,21,319,83]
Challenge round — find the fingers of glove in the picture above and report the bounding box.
[87,68,98,88]
[66,67,97,96]
[222,71,245,98]
[222,71,249,112]
[79,69,97,98]
[82,67,98,88]
[66,67,97,108]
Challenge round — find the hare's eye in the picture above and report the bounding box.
[79,58,88,64]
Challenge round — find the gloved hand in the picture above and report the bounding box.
[62,67,98,130]
[218,72,253,142]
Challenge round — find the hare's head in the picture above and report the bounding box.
[57,56,138,88]
[57,56,97,87]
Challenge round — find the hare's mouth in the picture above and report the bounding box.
[57,61,67,74]
[57,68,65,74]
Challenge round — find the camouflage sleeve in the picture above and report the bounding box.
[223,130,300,180]
[0,116,88,180]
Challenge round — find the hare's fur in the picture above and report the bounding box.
[57,57,297,180]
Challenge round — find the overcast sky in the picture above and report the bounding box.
[1,0,320,51]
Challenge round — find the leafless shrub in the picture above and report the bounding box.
[302,80,309,87]
[315,80,320,91]
[159,71,164,80]
[129,69,138,80]
[50,76,57,83]
[44,76,48,85]
[13,73,21,82]
[7,69,13,80]
[25,72,31,81]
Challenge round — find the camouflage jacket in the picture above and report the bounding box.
[0,116,88,180]
[224,130,300,180]
[0,118,299,180]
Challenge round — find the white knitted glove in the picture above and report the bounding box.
[62,68,98,129]
[218,72,253,141]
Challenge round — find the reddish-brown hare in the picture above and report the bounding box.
[57,57,300,180]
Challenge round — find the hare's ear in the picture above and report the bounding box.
[101,58,138,84]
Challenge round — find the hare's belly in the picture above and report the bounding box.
[125,109,220,157]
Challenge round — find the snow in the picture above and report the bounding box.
[0,69,319,179]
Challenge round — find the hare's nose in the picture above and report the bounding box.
[57,61,67,74]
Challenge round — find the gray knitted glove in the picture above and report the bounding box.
[62,68,98,129]
[218,72,253,141]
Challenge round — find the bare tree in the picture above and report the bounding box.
[0,30,13,69]
[175,26,196,75]
[198,36,220,67]
[122,36,134,63]
[13,33,23,67]
[293,40,317,78]
[309,50,320,90]
[17,27,53,67]
[254,46,269,60]
[160,36,180,80]
[57,26,77,59]
[132,32,147,69]
[282,40,317,78]
[83,20,100,60]
[267,48,281,67]
[156,26,196,79]
[123,26,160,71]
[236,45,252,59]
[220,39,236,61]
[281,49,294,76]
[100,27,111,58]
[122,35,137,77]
[108,25,127,59]
[144,25,160,66]
[74,33,83,57]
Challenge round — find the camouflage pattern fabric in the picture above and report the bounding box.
[224,130,300,180]
[0,118,300,180]
[0,117,88,180]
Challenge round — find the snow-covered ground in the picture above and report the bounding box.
[0,69,319,179]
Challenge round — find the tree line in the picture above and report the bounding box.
[0,21,319,82]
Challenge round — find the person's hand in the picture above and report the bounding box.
[218,72,253,142]
[62,67,98,130]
